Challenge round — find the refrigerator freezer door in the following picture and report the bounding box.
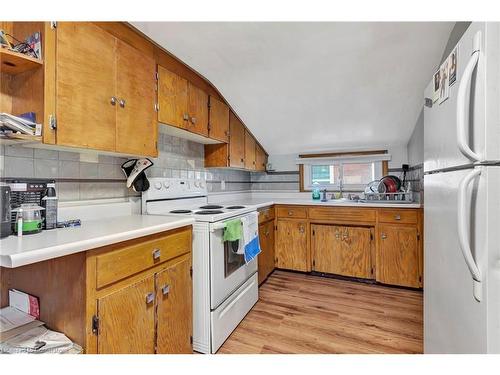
[424,22,500,173]
[424,167,500,353]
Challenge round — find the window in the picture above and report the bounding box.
[299,152,389,191]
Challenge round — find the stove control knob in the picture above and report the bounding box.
[163,181,170,189]
[194,181,200,188]
[199,181,205,189]
[154,182,162,190]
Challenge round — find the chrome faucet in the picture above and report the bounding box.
[338,176,344,198]
[321,188,328,202]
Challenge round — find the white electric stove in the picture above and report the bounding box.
[142,178,259,353]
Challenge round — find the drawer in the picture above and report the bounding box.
[378,209,418,224]
[95,227,191,288]
[276,206,307,219]
[258,206,275,223]
[308,207,376,223]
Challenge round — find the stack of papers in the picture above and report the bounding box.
[0,306,76,354]
[0,113,42,136]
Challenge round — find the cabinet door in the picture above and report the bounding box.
[187,83,209,137]
[255,144,267,172]
[208,96,229,142]
[115,40,157,157]
[97,275,155,354]
[276,220,308,272]
[157,66,188,129]
[312,225,372,279]
[156,255,193,354]
[244,130,256,170]
[229,111,245,168]
[56,22,116,151]
[377,225,420,288]
[258,220,275,284]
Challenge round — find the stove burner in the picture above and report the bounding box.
[199,205,223,209]
[195,210,224,215]
[169,209,192,214]
[226,206,246,209]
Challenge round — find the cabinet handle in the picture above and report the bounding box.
[183,113,189,121]
[161,284,170,296]
[225,131,230,136]
[152,248,161,260]
[110,96,117,106]
[119,99,126,108]
[381,233,387,240]
[191,116,197,124]
[241,158,244,163]
[265,230,270,237]
[394,214,401,220]
[299,225,305,234]
[146,292,155,304]
[335,231,340,240]
[288,211,293,216]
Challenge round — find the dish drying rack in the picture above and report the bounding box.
[363,191,414,202]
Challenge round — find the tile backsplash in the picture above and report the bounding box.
[0,126,252,201]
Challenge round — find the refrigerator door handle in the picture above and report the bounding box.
[456,31,482,163]
[457,167,482,302]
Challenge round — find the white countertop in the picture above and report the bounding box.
[215,197,422,210]
[0,215,194,268]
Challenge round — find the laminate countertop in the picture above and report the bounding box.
[0,215,195,268]
[212,197,421,210]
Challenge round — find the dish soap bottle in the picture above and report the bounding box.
[312,182,321,200]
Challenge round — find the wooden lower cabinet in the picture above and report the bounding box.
[376,224,421,288]
[0,227,193,354]
[155,255,193,354]
[258,220,275,284]
[97,275,156,354]
[275,219,309,272]
[312,225,373,279]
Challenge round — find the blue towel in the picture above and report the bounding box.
[244,235,261,263]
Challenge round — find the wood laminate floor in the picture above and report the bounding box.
[218,270,423,354]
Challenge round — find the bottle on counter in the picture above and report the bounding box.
[42,184,58,230]
[312,182,321,200]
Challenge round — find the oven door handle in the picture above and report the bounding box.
[210,221,228,232]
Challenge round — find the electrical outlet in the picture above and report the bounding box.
[221,180,226,190]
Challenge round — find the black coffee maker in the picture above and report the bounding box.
[0,184,12,238]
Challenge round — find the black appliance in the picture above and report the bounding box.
[0,184,11,238]
[6,179,57,230]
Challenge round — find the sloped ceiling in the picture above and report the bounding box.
[132,22,454,155]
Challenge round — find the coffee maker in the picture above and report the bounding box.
[0,184,11,238]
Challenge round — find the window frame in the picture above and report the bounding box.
[298,151,389,192]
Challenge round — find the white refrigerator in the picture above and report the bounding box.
[424,22,500,353]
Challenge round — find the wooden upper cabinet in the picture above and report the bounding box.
[157,66,209,137]
[255,144,267,172]
[186,82,208,137]
[157,65,188,129]
[208,96,229,142]
[115,40,157,157]
[244,130,256,170]
[56,22,117,151]
[376,225,421,288]
[312,225,372,279]
[229,111,245,168]
[97,275,156,354]
[155,255,193,354]
[276,220,309,272]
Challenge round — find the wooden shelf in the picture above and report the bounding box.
[0,133,42,145]
[0,48,43,75]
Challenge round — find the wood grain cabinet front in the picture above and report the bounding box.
[258,220,275,284]
[376,224,421,288]
[55,22,157,157]
[312,224,373,279]
[208,95,229,142]
[275,219,309,272]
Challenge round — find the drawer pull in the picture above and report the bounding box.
[288,211,293,216]
[394,214,401,220]
[381,233,387,240]
[299,225,305,233]
[146,292,155,304]
[162,285,170,296]
[152,248,161,260]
